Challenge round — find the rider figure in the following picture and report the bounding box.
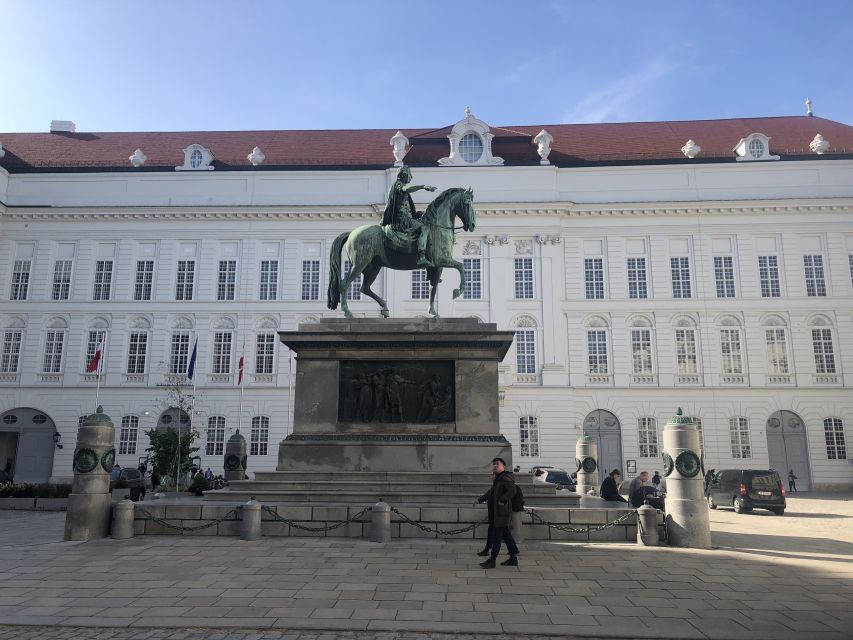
[381,165,437,268]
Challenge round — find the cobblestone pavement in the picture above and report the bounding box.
[0,494,850,639]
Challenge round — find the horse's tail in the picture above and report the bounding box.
[327,231,350,310]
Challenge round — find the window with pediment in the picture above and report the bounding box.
[438,108,504,166]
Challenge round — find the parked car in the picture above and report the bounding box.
[705,469,786,515]
[531,466,576,491]
[110,468,145,501]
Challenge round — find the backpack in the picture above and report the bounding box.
[511,484,525,512]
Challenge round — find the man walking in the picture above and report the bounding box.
[788,469,798,493]
[479,457,519,569]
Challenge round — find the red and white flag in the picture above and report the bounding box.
[237,355,244,386]
[87,336,105,374]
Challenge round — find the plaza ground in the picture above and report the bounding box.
[0,494,850,640]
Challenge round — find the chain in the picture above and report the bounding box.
[135,507,239,533]
[261,505,372,532]
[524,508,638,533]
[388,507,486,536]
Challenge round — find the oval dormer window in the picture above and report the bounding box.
[190,149,204,169]
[32,414,48,424]
[459,133,484,163]
[748,138,765,159]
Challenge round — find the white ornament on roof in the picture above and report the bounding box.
[533,129,553,165]
[0,141,5,158]
[247,146,266,166]
[805,97,813,116]
[733,133,779,162]
[390,131,409,166]
[681,140,701,159]
[175,144,215,171]
[438,108,504,167]
[809,134,830,155]
[128,149,147,167]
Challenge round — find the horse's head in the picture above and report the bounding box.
[457,187,475,232]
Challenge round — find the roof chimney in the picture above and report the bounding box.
[50,120,76,133]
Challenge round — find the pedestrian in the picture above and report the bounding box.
[110,464,121,484]
[651,471,661,489]
[788,469,798,493]
[204,467,214,482]
[138,464,148,502]
[150,470,161,493]
[474,471,497,557]
[479,457,519,569]
[600,469,629,503]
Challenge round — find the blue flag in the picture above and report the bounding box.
[187,338,198,381]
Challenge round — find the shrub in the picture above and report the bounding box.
[0,482,72,498]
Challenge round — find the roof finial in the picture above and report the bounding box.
[805,97,813,117]
[464,106,472,118]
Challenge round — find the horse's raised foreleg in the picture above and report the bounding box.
[360,262,389,318]
[433,258,466,299]
[427,267,443,317]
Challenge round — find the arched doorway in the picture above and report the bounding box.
[766,411,811,491]
[0,408,57,483]
[156,408,192,434]
[582,410,623,476]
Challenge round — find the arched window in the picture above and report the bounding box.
[583,316,610,376]
[761,315,790,377]
[824,418,847,460]
[808,315,836,376]
[1,323,24,374]
[717,316,744,376]
[512,316,537,375]
[250,416,270,456]
[729,417,752,458]
[638,417,658,458]
[42,318,68,374]
[628,316,655,377]
[206,416,226,456]
[672,316,698,377]
[119,416,139,455]
[519,416,539,457]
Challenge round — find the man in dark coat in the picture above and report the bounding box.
[480,457,519,568]
[600,469,629,503]
[474,472,496,556]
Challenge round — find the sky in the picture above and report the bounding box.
[1,0,852,133]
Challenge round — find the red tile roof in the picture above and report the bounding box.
[1,116,851,172]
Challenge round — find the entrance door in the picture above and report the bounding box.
[766,410,811,491]
[582,410,623,476]
[0,408,57,483]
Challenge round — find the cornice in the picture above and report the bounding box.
[2,198,851,223]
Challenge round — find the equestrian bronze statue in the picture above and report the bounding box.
[328,165,476,318]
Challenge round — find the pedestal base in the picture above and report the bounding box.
[64,492,112,541]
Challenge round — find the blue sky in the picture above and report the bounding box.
[2,0,852,132]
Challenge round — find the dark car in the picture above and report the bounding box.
[705,469,786,515]
[111,468,145,501]
[531,467,576,491]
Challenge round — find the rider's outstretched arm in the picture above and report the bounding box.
[403,184,437,194]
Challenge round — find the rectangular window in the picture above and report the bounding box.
[250,416,270,456]
[514,258,534,299]
[259,260,278,301]
[638,417,658,458]
[584,258,604,299]
[729,417,752,458]
[127,332,148,374]
[630,329,653,374]
[765,329,789,374]
[720,329,743,374]
[217,260,237,301]
[411,269,429,299]
[824,418,847,460]
[255,333,275,374]
[10,260,31,301]
[695,418,704,453]
[134,260,154,301]
[675,329,697,375]
[803,255,826,297]
[812,328,836,374]
[85,330,106,371]
[670,257,692,299]
[627,257,648,299]
[586,330,608,374]
[118,416,139,455]
[463,258,481,299]
[212,332,232,374]
[758,256,781,298]
[343,260,362,301]
[169,333,190,374]
[52,260,72,300]
[301,260,320,301]
[1,330,22,373]
[43,331,64,373]
[176,260,195,300]
[519,416,539,457]
[714,256,736,298]
[515,329,536,374]
[92,260,113,301]
[206,416,226,456]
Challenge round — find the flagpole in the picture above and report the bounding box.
[238,338,245,435]
[94,332,106,409]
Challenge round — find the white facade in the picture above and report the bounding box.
[1,134,852,490]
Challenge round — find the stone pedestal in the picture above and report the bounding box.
[64,406,115,541]
[662,408,711,548]
[277,318,514,473]
[575,433,599,495]
[224,431,247,481]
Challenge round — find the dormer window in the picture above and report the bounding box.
[190,149,204,168]
[459,133,484,163]
[733,133,779,162]
[438,108,504,166]
[176,144,215,171]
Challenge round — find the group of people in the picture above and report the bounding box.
[600,468,666,510]
[187,467,226,495]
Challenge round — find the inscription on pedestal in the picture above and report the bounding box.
[339,360,454,423]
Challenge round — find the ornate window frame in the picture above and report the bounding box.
[175,144,215,171]
[733,133,779,162]
[438,109,504,166]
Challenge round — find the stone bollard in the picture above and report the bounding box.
[241,498,262,541]
[112,499,135,539]
[662,408,711,548]
[64,406,115,541]
[575,432,600,495]
[511,511,524,543]
[636,504,659,546]
[371,500,390,543]
[224,430,248,482]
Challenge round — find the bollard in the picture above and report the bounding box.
[371,500,390,543]
[575,433,600,496]
[636,504,659,546]
[112,499,135,540]
[511,511,524,543]
[241,498,262,541]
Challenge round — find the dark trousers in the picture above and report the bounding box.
[488,526,519,560]
[482,524,495,551]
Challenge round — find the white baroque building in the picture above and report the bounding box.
[1,110,852,490]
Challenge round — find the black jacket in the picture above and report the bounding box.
[477,488,495,525]
[489,471,517,527]
[600,476,628,503]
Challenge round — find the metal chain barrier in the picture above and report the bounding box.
[135,507,239,533]
[524,508,637,534]
[389,506,486,536]
[261,505,372,532]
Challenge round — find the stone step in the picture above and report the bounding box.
[226,480,558,494]
[252,471,493,483]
